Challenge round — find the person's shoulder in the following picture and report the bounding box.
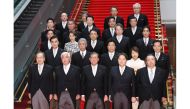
[30,64,37,69]
[45,64,53,69]
[71,65,80,70]
[98,64,106,69]
[140,13,147,17]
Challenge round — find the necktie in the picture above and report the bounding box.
[155,53,159,60]
[92,41,95,48]
[110,53,113,60]
[92,66,96,77]
[38,65,42,75]
[145,38,148,46]
[53,49,56,57]
[81,52,84,58]
[120,67,124,75]
[64,66,67,75]
[150,69,154,83]
[111,28,114,36]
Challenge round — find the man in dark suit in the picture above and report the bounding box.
[136,54,167,109]
[109,53,136,109]
[104,6,124,29]
[102,17,116,44]
[61,19,82,48]
[41,18,61,42]
[45,36,64,68]
[136,26,154,60]
[28,52,53,109]
[82,15,101,40]
[100,39,119,72]
[40,30,54,52]
[124,16,143,48]
[78,12,88,32]
[81,52,108,109]
[71,38,91,68]
[153,40,170,80]
[54,52,80,109]
[55,12,69,41]
[112,23,131,57]
[127,3,148,28]
[87,29,105,55]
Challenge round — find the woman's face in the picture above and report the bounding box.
[69,33,76,41]
[131,50,139,60]
[142,28,150,38]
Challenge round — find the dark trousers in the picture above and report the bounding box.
[86,92,104,109]
[113,92,130,109]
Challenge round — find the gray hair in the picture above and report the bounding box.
[82,12,88,17]
[133,3,141,8]
[78,38,87,45]
[90,52,99,58]
[61,52,71,59]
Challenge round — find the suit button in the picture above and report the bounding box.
[65,88,68,91]
[93,88,96,91]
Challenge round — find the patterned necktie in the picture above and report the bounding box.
[81,52,84,58]
[150,69,154,83]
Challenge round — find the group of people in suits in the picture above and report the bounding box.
[28,2,170,109]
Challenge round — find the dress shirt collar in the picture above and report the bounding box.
[63,63,71,74]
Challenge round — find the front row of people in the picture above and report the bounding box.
[28,50,167,109]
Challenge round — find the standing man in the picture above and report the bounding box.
[136,54,167,109]
[28,52,53,109]
[109,53,136,109]
[78,12,88,32]
[127,3,149,28]
[81,52,108,109]
[54,52,81,109]
[104,6,124,29]
[153,40,170,80]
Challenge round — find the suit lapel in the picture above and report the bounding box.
[144,68,151,84]
[152,68,159,84]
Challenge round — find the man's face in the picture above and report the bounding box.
[153,42,162,53]
[61,13,68,21]
[146,56,156,68]
[61,54,70,65]
[87,17,94,26]
[133,7,141,14]
[90,31,98,41]
[47,20,54,29]
[78,41,87,51]
[111,8,118,16]
[107,42,116,52]
[142,28,150,38]
[130,19,137,27]
[82,15,87,22]
[115,26,123,35]
[68,21,75,30]
[47,31,54,40]
[118,55,127,66]
[36,53,45,64]
[109,18,116,28]
[51,38,59,48]
[89,54,99,65]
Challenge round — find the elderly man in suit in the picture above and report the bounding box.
[28,52,53,109]
[109,53,136,109]
[54,52,81,109]
[78,12,88,32]
[127,3,149,28]
[136,54,167,109]
[81,52,108,109]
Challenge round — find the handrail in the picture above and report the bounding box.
[70,0,85,21]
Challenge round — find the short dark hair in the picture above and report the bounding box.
[110,6,118,11]
[143,25,151,32]
[90,28,98,34]
[145,54,156,62]
[50,36,59,42]
[36,51,45,58]
[68,19,75,24]
[106,38,116,46]
[108,16,115,22]
[118,53,128,60]
[131,46,139,54]
[115,23,124,30]
[86,15,94,20]
[129,16,137,22]
[69,31,77,37]
[153,40,162,46]
[46,17,54,23]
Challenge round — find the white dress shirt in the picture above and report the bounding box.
[110,28,115,37]
[63,63,71,75]
[147,67,156,83]
[143,37,149,46]
[119,66,126,75]
[91,64,98,77]
[88,25,93,32]
[48,40,52,50]
[108,52,115,60]
[134,14,140,20]
[155,52,161,60]
[91,40,97,49]
[80,50,87,58]
[38,64,44,75]
[53,48,58,57]
[131,26,137,35]
[84,22,87,28]
[126,58,145,72]
[116,35,123,43]
[62,21,67,29]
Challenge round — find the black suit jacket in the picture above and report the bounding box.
[102,28,116,44]
[82,26,101,40]
[123,27,143,47]
[54,65,80,101]
[127,14,149,28]
[78,21,86,32]
[136,67,167,104]
[45,48,64,68]
[86,40,105,55]
[109,66,136,100]
[28,64,53,101]
[71,51,91,68]
[81,65,108,99]
[136,38,154,60]
[104,16,124,29]
[153,52,170,80]
[55,22,69,41]
[41,29,61,42]
[112,36,131,57]
[40,41,51,52]
[100,52,119,72]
